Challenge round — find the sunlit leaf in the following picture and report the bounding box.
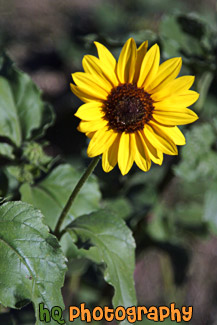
[0,201,67,325]
[67,210,137,310]
[0,143,14,160]
[0,53,54,147]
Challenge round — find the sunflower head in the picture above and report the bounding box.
[71,38,199,175]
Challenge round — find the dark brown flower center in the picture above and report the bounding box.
[103,83,154,133]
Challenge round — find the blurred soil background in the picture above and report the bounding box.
[1,0,217,324]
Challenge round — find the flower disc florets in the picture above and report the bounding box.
[103,83,154,133]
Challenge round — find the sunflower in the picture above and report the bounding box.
[71,38,199,175]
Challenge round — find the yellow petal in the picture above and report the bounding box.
[87,128,118,157]
[134,131,151,172]
[72,72,109,100]
[133,40,148,83]
[102,134,121,172]
[154,90,200,109]
[82,55,98,75]
[75,102,104,121]
[149,123,185,146]
[117,38,137,83]
[82,55,118,87]
[153,108,198,126]
[118,132,135,175]
[145,122,178,155]
[78,119,108,133]
[164,126,186,145]
[137,44,160,89]
[70,83,96,103]
[151,76,195,101]
[86,131,95,139]
[94,41,116,71]
[147,57,182,93]
[139,130,163,165]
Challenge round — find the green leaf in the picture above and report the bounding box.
[174,124,217,183]
[22,142,53,168]
[0,53,54,146]
[130,29,157,44]
[20,164,101,230]
[102,197,133,219]
[0,201,67,325]
[160,15,203,58]
[0,143,15,160]
[0,77,22,146]
[66,210,137,309]
[177,13,206,40]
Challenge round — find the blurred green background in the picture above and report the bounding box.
[0,0,217,324]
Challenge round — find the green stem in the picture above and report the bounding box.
[54,156,100,238]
